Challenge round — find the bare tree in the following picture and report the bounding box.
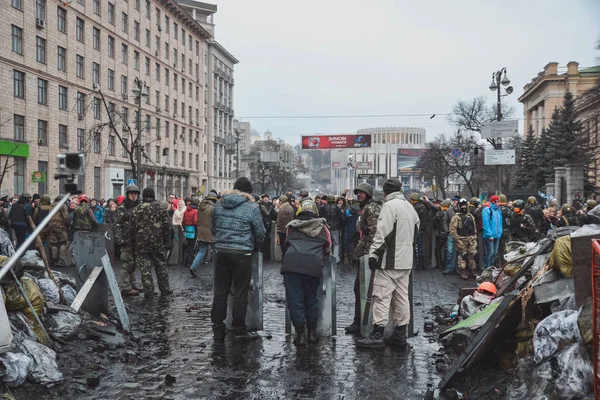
[415,139,450,199]
[0,110,17,190]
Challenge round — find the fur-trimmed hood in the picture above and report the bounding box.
[219,189,256,210]
[287,217,326,237]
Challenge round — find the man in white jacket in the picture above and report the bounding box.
[356,178,420,349]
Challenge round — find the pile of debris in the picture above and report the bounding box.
[431,225,599,399]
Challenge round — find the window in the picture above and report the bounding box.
[155,63,160,81]
[155,8,161,26]
[145,57,150,75]
[76,18,84,42]
[91,63,100,86]
[155,36,160,55]
[76,55,84,78]
[13,70,25,99]
[109,135,115,156]
[145,0,150,18]
[165,16,170,33]
[57,46,66,71]
[156,146,160,162]
[38,120,48,146]
[14,115,25,141]
[122,138,128,157]
[174,124,178,141]
[145,29,150,47]
[165,69,170,86]
[145,115,150,132]
[164,148,169,164]
[76,127,84,151]
[77,92,86,116]
[196,40,199,55]
[108,3,115,25]
[77,0,84,5]
[182,30,186,46]
[134,21,139,40]
[121,75,128,95]
[11,26,23,55]
[92,27,101,50]
[189,34,192,51]
[173,99,177,114]
[11,0,22,11]
[155,90,160,108]
[156,118,161,136]
[108,69,114,90]
[196,154,199,169]
[165,43,169,59]
[174,49,178,64]
[14,158,25,197]
[165,94,169,111]
[121,44,128,64]
[134,0,139,11]
[189,153,192,168]
[93,132,101,153]
[93,0,100,15]
[108,36,115,57]
[174,73,178,90]
[174,23,178,40]
[165,121,170,137]
[174,150,178,165]
[93,97,101,119]
[94,167,101,198]
[122,107,129,126]
[58,86,68,109]
[36,37,46,64]
[182,78,186,95]
[37,79,48,105]
[121,12,128,32]
[134,51,140,70]
[57,7,67,33]
[36,0,46,19]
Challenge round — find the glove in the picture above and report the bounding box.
[368,257,379,271]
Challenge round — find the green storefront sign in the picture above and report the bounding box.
[0,141,29,158]
[32,171,46,183]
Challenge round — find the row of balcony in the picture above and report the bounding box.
[215,66,234,84]
[214,100,234,115]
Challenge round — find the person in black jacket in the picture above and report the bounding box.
[320,194,346,263]
[8,192,32,249]
[409,193,431,269]
[282,201,331,346]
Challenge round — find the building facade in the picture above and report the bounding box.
[0,0,219,200]
[330,127,427,194]
[232,119,252,178]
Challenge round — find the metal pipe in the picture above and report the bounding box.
[0,194,70,282]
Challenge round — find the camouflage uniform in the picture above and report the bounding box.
[497,205,513,266]
[71,203,97,232]
[0,208,10,234]
[352,198,382,260]
[130,199,172,296]
[47,202,70,267]
[114,198,140,291]
[449,211,477,276]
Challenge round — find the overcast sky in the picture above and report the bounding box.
[210,0,600,145]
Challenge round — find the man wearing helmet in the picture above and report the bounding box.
[432,199,450,269]
[525,196,543,231]
[497,194,513,266]
[583,200,600,225]
[556,204,582,227]
[509,200,537,242]
[114,184,142,296]
[71,194,98,233]
[449,199,478,280]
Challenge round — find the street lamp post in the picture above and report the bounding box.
[132,78,149,186]
[488,67,513,194]
[234,129,241,179]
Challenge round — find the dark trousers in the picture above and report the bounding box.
[278,232,287,257]
[435,235,447,270]
[261,235,271,260]
[283,272,320,330]
[211,252,252,333]
[353,264,360,325]
[13,226,27,249]
[184,238,196,267]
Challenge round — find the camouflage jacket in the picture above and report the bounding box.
[352,198,382,260]
[449,212,477,241]
[130,200,171,254]
[113,198,139,246]
[71,204,97,232]
[46,203,70,244]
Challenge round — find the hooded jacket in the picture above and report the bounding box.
[212,190,266,254]
[276,201,295,233]
[197,196,217,243]
[482,203,503,239]
[281,212,331,277]
[320,203,347,231]
[369,191,420,270]
[182,204,199,227]
[172,200,186,226]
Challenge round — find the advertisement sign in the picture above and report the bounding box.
[332,161,373,169]
[397,148,426,157]
[31,171,45,183]
[302,134,371,149]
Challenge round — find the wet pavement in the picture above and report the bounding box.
[13,260,465,400]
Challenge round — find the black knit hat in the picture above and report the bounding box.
[142,188,155,199]
[383,178,402,194]
[234,177,253,194]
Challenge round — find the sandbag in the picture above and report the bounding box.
[553,343,593,399]
[17,338,63,386]
[4,278,46,344]
[60,284,76,306]
[36,278,60,304]
[20,250,44,270]
[533,310,580,364]
[0,288,13,351]
[548,235,572,278]
[47,311,81,340]
[577,297,593,345]
[0,352,32,388]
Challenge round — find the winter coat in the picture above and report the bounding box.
[113,198,139,246]
[481,203,503,240]
[92,205,105,224]
[525,205,544,230]
[197,196,216,243]
[276,202,295,233]
[104,209,117,225]
[130,200,171,254]
[555,213,582,228]
[320,203,347,231]
[183,205,199,227]
[260,203,274,237]
[432,209,447,239]
[212,190,266,254]
[353,198,382,260]
[510,213,537,242]
[449,212,477,241]
[8,197,28,227]
[46,203,69,245]
[413,201,430,233]
[172,200,186,226]
[71,204,98,232]
[370,191,420,270]
[281,213,331,278]
[442,206,457,236]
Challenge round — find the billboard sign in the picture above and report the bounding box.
[302,134,371,149]
[332,161,372,169]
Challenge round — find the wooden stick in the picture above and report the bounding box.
[27,216,66,304]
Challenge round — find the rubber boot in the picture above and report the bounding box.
[384,325,408,348]
[307,329,319,343]
[356,325,385,349]
[294,326,307,347]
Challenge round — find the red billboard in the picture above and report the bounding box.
[301,134,371,149]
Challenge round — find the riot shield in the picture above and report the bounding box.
[73,231,109,314]
[225,252,263,332]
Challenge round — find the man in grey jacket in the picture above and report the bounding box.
[356,178,420,349]
[211,177,266,342]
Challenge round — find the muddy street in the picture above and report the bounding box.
[12,261,464,400]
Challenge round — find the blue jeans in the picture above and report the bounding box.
[484,238,500,269]
[445,236,456,272]
[190,241,210,271]
[284,272,320,331]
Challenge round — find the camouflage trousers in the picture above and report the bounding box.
[137,251,170,296]
[456,236,477,273]
[118,246,140,291]
[49,241,69,267]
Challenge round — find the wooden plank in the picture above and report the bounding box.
[70,266,103,313]
[101,254,130,332]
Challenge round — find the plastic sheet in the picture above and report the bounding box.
[0,352,32,388]
[533,310,581,364]
[530,254,550,276]
[549,235,572,278]
[36,278,60,304]
[0,288,12,351]
[17,338,63,386]
[60,285,76,306]
[47,311,81,340]
[550,295,577,313]
[553,343,594,399]
[20,250,44,270]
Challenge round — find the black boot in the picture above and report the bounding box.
[294,326,307,346]
[307,329,319,343]
[356,325,385,349]
[384,325,408,348]
[345,322,361,334]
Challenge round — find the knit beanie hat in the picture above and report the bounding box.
[234,177,253,194]
[142,188,155,199]
[383,178,402,194]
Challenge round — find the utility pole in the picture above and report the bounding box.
[489,68,512,195]
[234,129,240,179]
[132,78,148,186]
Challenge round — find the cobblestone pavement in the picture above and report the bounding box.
[14,259,465,400]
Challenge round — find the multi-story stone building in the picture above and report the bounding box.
[0,0,224,199]
[178,0,237,193]
[232,119,252,178]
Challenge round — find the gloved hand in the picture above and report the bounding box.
[368,257,379,271]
